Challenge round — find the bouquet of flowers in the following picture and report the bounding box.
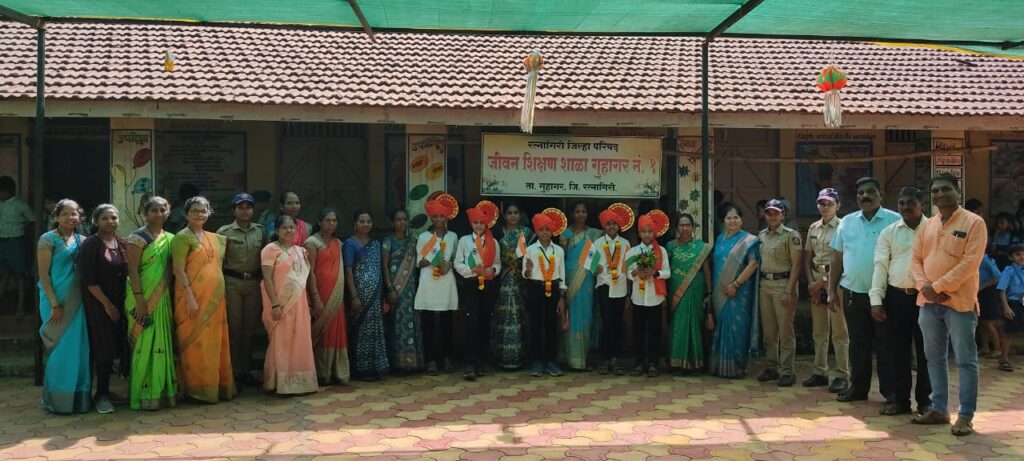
[635,250,659,294]
[501,247,518,268]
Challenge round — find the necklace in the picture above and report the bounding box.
[602,239,622,284]
[537,246,556,297]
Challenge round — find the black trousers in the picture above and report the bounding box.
[633,305,662,366]
[876,286,932,409]
[422,310,453,365]
[843,288,876,395]
[526,280,562,364]
[597,286,626,360]
[462,277,498,366]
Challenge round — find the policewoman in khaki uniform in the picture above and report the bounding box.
[802,188,849,393]
[216,192,268,385]
[756,199,803,387]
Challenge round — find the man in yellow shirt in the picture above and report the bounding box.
[910,173,987,436]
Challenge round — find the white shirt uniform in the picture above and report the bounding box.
[521,241,567,292]
[625,242,670,307]
[588,234,631,299]
[454,232,502,280]
[413,230,459,311]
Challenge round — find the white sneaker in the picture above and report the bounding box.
[95,396,114,414]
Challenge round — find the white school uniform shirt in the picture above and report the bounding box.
[588,234,631,298]
[454,232,502,279]
[521,241,567,291]
[413,230,459,311]
[625,242,670,307]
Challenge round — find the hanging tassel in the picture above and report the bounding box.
[164,51,176,72]
[816,65,847,128]
[520,50,544,134]
[823,90,842,128]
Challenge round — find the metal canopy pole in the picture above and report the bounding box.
[698,0,764,240]
[32,26,45,386]
[700,41,710,241]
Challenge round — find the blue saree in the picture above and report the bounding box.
[38,231,92,414]
[708,230,761,379]
[562,227,601,370]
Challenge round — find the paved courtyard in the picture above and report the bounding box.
[0,359,1022,461]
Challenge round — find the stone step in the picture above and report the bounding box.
[0,354,35,377]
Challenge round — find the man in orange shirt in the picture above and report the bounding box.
[910,173,987,436]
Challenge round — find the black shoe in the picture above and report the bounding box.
[630,365,644,377]
[475,364,488,377]
[837,388,868,402]
[777,375,796,387]
[879,402,912,416]
[426,361,439,376]
[828,378,848,394]
[443,358,454,374]
[756,369,780,382]
[802,374,829,387]
[463,366,477,382]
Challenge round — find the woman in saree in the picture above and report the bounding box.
[267,191,312,245]
[345,210,390,380]
[37,199,90,414]
[305,208,350,384]
[125,196,177,410]
[382,209,424,374]
[708,204,761,379]
[666,213,713,373]
[560,201,602,370]
[171,196,236,403]
[79,204,128,414]
[493,203,532,370]
[261,214,320,394]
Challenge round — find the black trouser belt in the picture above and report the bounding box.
[224,268,261,280]
[761,271,790,280]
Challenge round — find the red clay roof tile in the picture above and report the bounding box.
[0,21,1022,116]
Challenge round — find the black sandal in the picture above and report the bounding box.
[999,360,1014,372]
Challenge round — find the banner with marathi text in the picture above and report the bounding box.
[480,134,662,197]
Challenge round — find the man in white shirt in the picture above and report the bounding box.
[870,187,932,416]
[454,207,502,381]
[625,214,670,377]
[0,176,35,317]
[589,208,631,375]
[522,213,567,377]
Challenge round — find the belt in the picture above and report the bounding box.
[761,271,790,281]
[224,268,262,280]
[888,285,918,296]
[817,264,830,273]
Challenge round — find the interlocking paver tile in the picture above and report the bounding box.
[0,360,1020,460]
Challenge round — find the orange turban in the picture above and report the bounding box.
[532,213,553,232]
[599,209,621,227]
[425,199,449,218]
[466,207,486,224]
[637,214,655,230]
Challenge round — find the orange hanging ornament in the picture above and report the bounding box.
[816,65,848,128]
[538,252,556,297]
[520,50,544,134]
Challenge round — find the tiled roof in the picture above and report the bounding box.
[1,21,1022,116]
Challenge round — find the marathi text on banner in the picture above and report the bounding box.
[480,134,662,197]
[406,134,446,234]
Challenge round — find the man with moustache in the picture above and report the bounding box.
[911,173,986,436]
[869,187,932,416]
[828,177,901,402]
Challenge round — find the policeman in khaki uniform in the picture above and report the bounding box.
[216,192,267,386]
[802,188,850,393]
[756,199,803,387]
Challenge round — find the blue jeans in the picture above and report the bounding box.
[918,303,979,419]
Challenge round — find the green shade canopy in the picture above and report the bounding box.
[0,0,1021,55]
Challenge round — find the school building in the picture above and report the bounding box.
[2,21,1024,235]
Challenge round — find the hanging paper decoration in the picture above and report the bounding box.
[816,65,847,128]
[520,50,544,134]
[164,51,176,72]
